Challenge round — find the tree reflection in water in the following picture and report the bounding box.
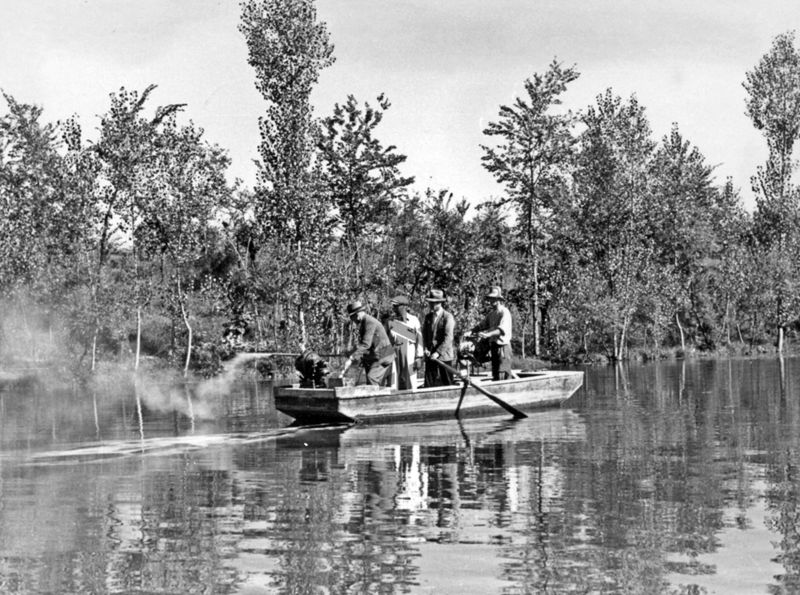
[1,360,800,593]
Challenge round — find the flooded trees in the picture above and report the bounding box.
[7,4,800,370]
[481,60,580,357]
[646,125,723,351]
[744,31,800,353]
[0,94,95,362]
[63,86,231,372]
[570,91,656,361]
[239,0,336,350]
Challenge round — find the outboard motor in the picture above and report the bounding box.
[295,350,330,388]
[458,335,491,370]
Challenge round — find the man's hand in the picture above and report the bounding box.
[413,357,423,371]
[431,352,440,360]
[339,358,352,378]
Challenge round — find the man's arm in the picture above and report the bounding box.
[350,318,376,361]
[471,316,488,335]
[414,324,425,359]
[497,308,512,342]
[476,312,502,340]
[340,319,376,377]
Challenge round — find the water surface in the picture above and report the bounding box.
[0,358,798,594]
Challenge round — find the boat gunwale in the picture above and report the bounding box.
[274,370,581,401]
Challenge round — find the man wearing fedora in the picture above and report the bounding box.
[388,294,424,390]
[472,286,513,381]
[422,289,456,387]
[340,301,396,385]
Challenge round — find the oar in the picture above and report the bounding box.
[431,358,527,419]
[455,383,468,417]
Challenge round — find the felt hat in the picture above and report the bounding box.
[485,286,504,300]
[425,289,445,303]
[391,294,409,306]
[346,301,366,317]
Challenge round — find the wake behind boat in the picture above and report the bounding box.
[274,369,583,424]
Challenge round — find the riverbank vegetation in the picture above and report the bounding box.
[2,1,800,374]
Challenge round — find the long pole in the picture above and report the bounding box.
[431,358,527,419]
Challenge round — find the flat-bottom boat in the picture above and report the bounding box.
[274,370,583,424]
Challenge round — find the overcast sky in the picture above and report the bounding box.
[2,1,797,210]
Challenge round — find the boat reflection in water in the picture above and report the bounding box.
[263,408,586,594]
[8,359,800,592]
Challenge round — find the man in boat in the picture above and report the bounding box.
[421,289,456,387]
[387,294,424,390]
[471,286,513,381]
[339,301,396,386]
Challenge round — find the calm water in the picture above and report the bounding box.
[1,358,799,594]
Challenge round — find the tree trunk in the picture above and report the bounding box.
[723,299,731,345]
[178,280,193,378]
[617,315,630,361]
[532,255,540,357]
[134,376,144,441]
[254,303,262,344]
[299,308,307,351]
[90,276,100,372]
[273,302,279,348]
[135,306,142,371]
[92,390,100,438]
[91,326,99,372]
[675,313,685,353]
[778,325,785,354]
[184,384,195,431]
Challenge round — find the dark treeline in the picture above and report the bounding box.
[2,0,800,375]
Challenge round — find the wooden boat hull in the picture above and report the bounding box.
[274,370,583,424]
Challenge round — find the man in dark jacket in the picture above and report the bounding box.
[339,301,396,386]
[421,289,456,387]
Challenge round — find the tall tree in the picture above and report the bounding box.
[239,0,335,245]
[744,31,800,351]
[0,94,89,291]
[572,90,656,360]
[135,118,231,376]
[68,85,187,368]
[481,60,579,356]
[239,0,336,349]
[318,93,413,289]
[647,124,719,349]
